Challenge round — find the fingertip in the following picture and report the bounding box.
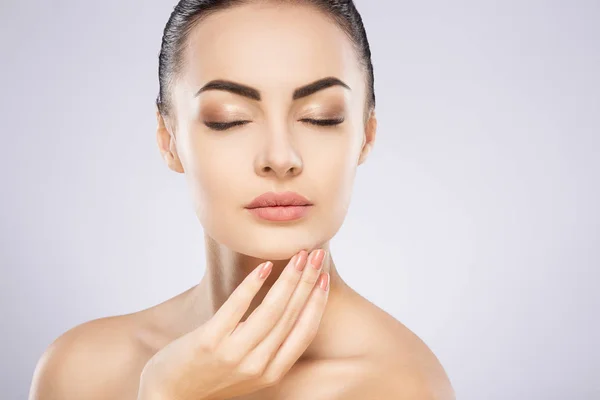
[318,272,330,292]
[258,261,273,280]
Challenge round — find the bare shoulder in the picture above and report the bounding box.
[336,354,457,400]
[332,290,456,399]
[29,314,151,400]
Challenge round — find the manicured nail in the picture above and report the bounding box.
[319,272,330,291]
[294,251,306,271]
[259,262,273,279]
[311,249,325,269]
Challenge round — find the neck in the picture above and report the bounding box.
[190,234,347,325]
[142,234,352,362]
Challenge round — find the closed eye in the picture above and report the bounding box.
[203,120,251,131]
[299,117,345,127]
[203,117,344,131]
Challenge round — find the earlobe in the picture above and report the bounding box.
[358,109,377,166]
[357,143,372,166]
[156,109,185,173]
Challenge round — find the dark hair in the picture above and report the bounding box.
[156,0,375,124]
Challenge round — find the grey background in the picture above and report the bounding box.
[1,1,598,399]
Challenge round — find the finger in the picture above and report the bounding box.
[233,320,246,334]
[203,261,273,344]
[237,250,326,370]
[237,250,315,329]
[262,272,330,379]
[226,250,310,355]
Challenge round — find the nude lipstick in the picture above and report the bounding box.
[245,191,313,222]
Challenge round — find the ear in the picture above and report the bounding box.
[358,108,377,166]
[156,108,185,173]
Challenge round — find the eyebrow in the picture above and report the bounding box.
[194,76,351,101]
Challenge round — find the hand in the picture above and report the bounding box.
[137,249,330,400]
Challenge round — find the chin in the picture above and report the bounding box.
[229,225,331,261]
[236,234,319,261]
[204,207,344,260]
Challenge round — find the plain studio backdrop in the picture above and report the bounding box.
[1,1,598,399]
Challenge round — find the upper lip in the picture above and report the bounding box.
[245,191,313,209]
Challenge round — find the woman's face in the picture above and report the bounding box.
[157,2,376,260]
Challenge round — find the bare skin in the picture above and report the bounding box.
[30,246,454,399]
[30,249,453,400]
[29,2,455,399]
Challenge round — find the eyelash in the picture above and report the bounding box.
[204,117,344,131]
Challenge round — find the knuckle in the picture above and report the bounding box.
[283,269,299,287]
[299,272,317,286]
[217,349,241,367]
[261,305,281,322]
[197,336,219,353]
[261,370,283,386]
[239,363,265,379]
[281,304,302,325]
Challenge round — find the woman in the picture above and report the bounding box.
[30,1,455,399]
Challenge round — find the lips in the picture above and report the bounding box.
[245,191,313,222]
[245,191,313,209]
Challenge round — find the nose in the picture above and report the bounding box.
[255,127,303,179]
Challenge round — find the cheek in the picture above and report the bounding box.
[313,141,359,219]
[182,140,249,231]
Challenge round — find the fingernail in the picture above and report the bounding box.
[295,251,306,271]
[311,249,325,269]
[259,262,273,279]
[319,272,330,291]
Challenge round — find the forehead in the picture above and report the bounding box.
[181,3,362,97]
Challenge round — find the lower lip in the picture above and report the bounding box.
[246,205,313,221]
